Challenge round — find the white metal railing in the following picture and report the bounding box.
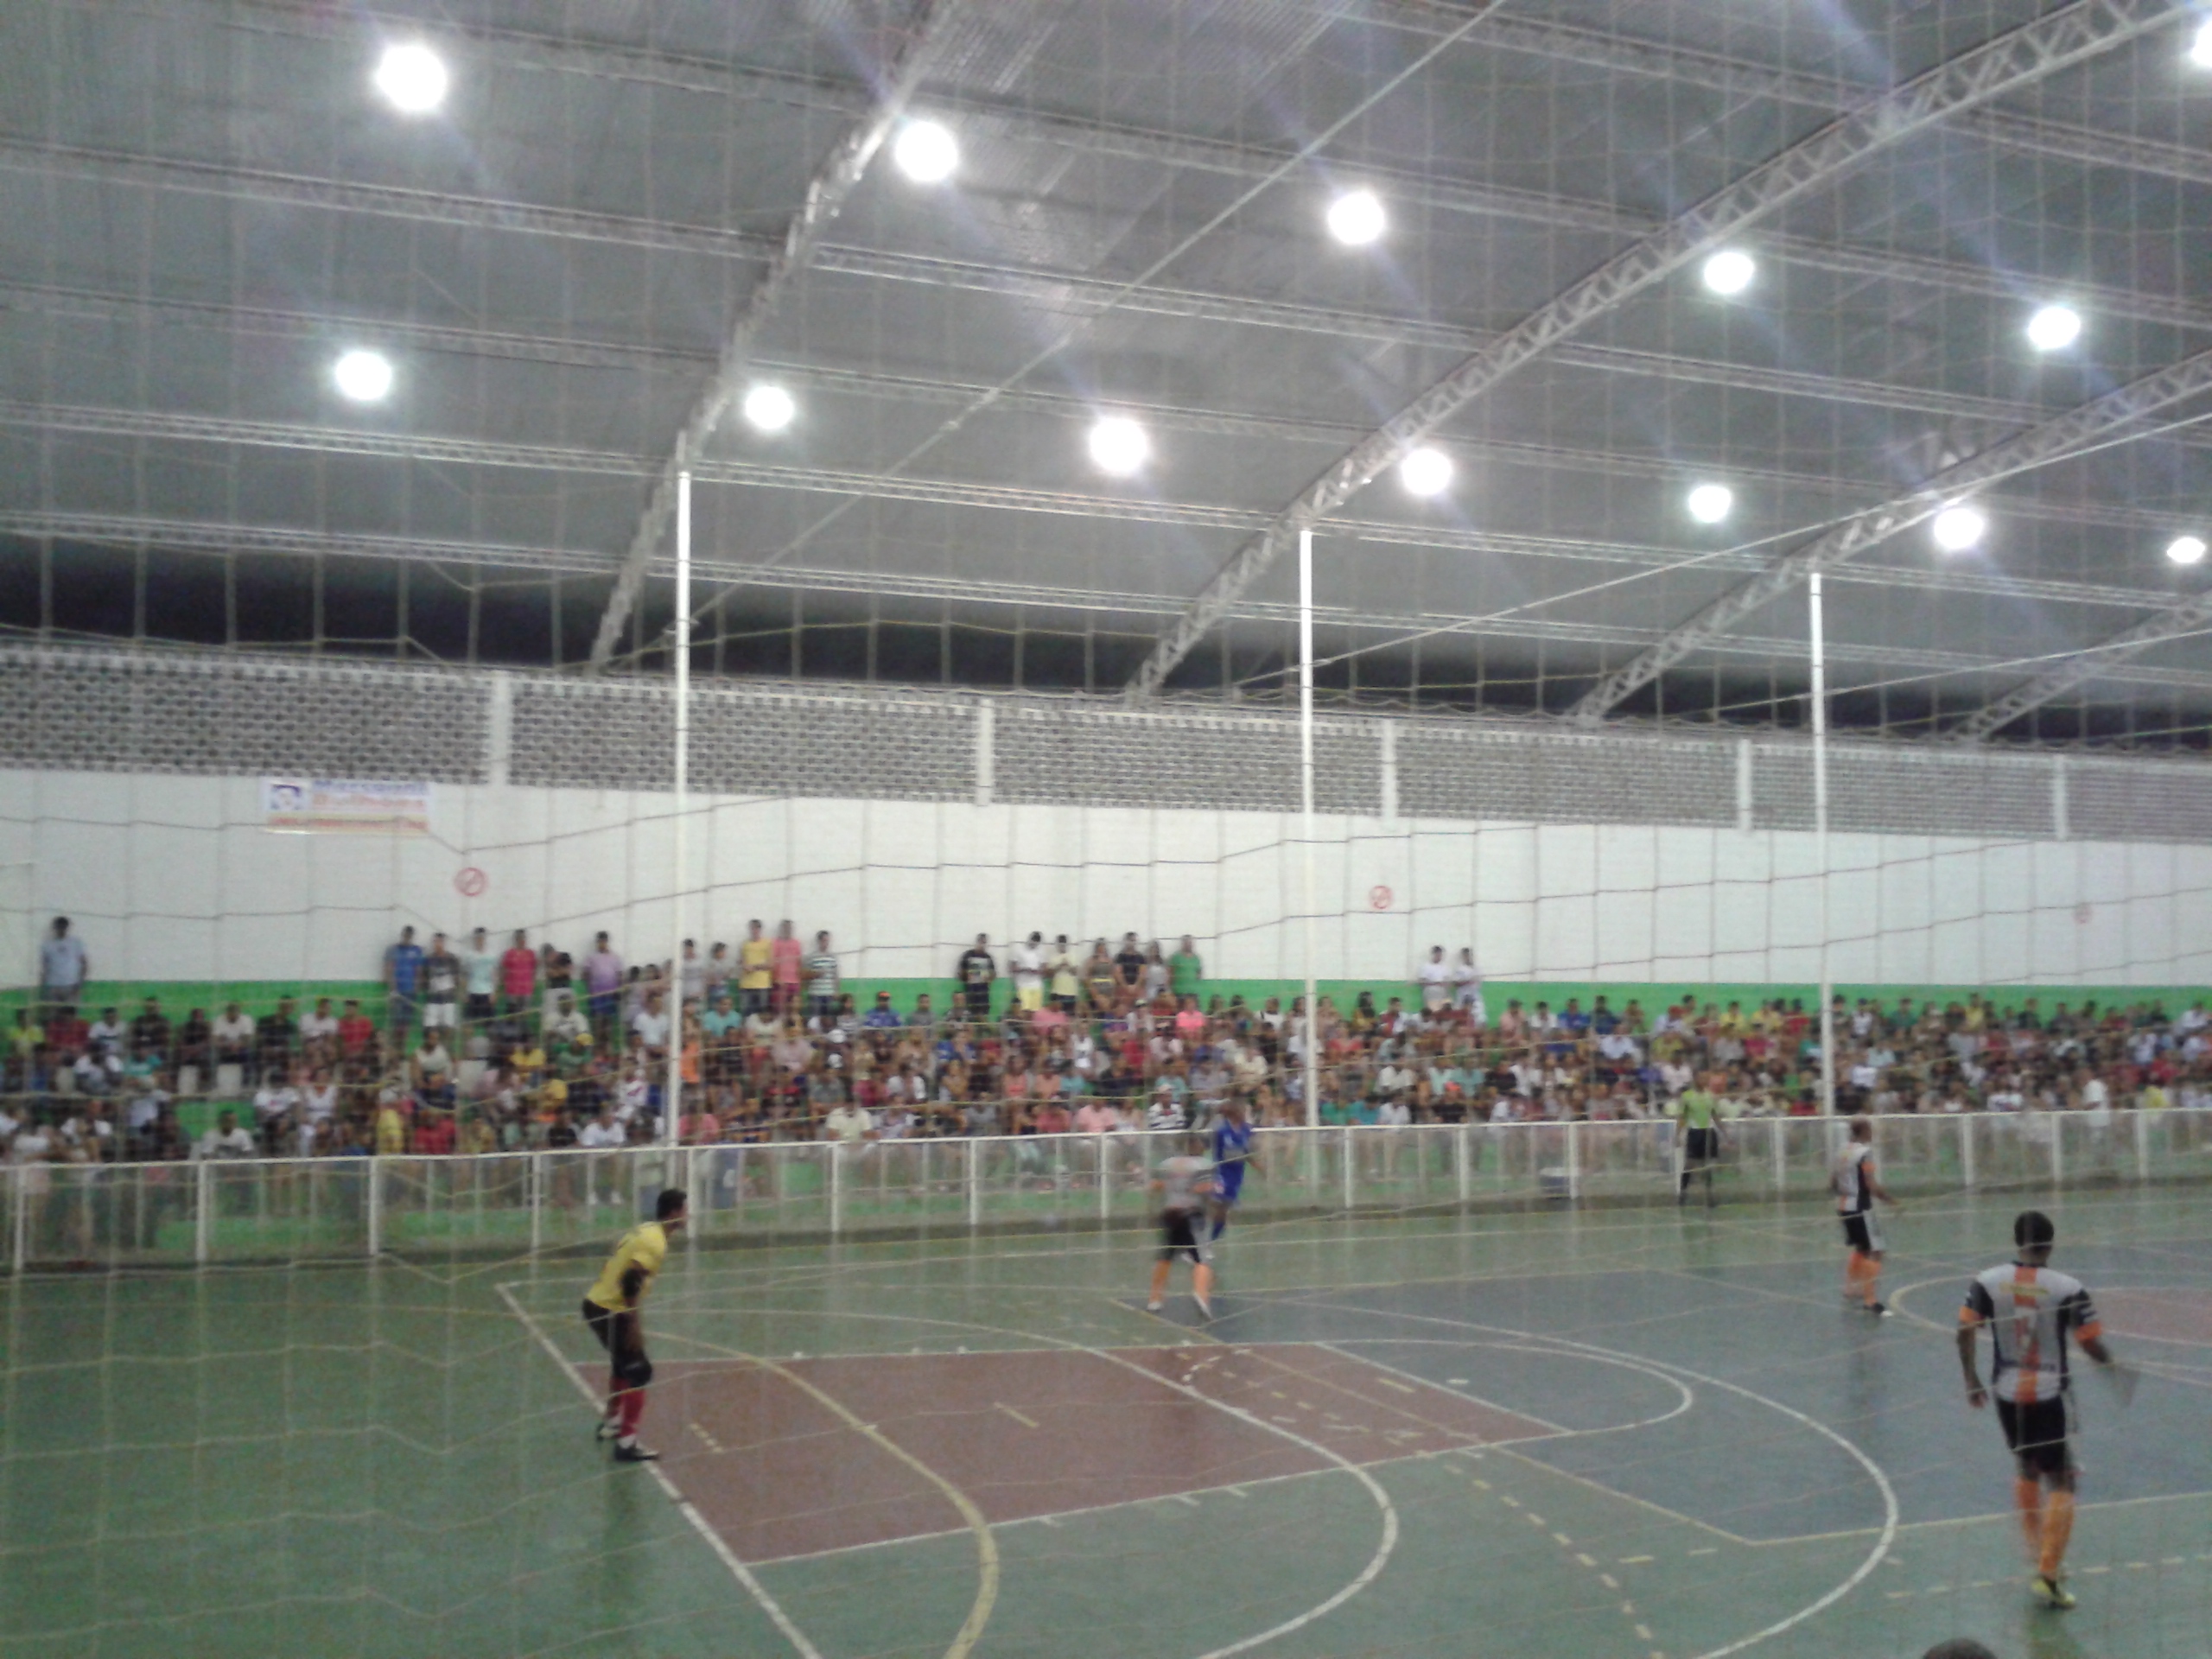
[7,1109,2210,1272]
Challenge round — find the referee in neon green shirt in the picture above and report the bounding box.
[1675,1074,1722,1208]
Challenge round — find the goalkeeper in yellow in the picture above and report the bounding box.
[582,1187,687,1462]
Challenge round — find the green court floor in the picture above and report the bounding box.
[4,1190,2209,1659]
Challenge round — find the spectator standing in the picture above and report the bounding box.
[771,921,804,1017]
[583,932,623,1045]
[501,930,537,1014]
[38,917,87,1016]
[1169,936,1204,1002]
[1416,946,1452,1014]
[1010,932,1046,1013]
[422,932,461,1037]
[385,925,424,1038]
[462,928,499,1031]
[957,934,996,1021]
[738,920,772,1014]
[678,940,706,1008]
[1049,936,1081,1013]
[1452,949,1485,1024]
[804,931,840,1024]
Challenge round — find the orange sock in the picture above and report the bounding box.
[1193,1263,1214,1303]
[2013,1477,2044,1558]
[1148,1261,1170,1303]
[1862,1260,1881,1307]
[2038,1489,2075,1579]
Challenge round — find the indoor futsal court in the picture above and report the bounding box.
[8,1188,2210,1659]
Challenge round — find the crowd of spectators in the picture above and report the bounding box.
[8,912,2211,1166]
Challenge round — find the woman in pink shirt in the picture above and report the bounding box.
[769,921,804,1016]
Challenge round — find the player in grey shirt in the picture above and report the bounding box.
[1146,1132,1218,1319]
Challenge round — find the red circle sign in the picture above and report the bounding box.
[1369,885,1393,911]
[2074,902,2092,925]
[454,866,488,898]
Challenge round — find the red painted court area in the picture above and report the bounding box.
[613,1344,1555,1563]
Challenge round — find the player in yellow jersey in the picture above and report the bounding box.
[582,1188,687,1462]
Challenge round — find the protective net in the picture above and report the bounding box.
[6,0,2212,1655]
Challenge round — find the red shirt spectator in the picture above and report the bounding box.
[1033,1102,1071,1135]
[501,937,537,1001]
[338,1010,375,1057]
[412,1111,456,1155]
[46,1008,89,1058]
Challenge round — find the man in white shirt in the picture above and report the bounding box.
[212,1004,257,1068]
[1415,947,1452,1014]
[823,1101,875,1146]
[197,1109,257,1160]
[88,1007,127,1058]
[1010,932,1047,1013]
[300,997,340,1046]
[463,927,500,1027]
[39,916,87,1014]
[1451,950,1484,1024]
[254,1076,302,1137]
[578,1106,626,1149]
[630,993,671,1059]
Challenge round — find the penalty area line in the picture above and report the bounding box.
[492,1282,826,1659]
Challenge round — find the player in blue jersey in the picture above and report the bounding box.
[1209,1096,1255,1242]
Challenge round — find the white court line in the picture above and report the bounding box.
[620,1296,1403,1659]
[492,1282,826,1659]
[1292,1298,1901,1659]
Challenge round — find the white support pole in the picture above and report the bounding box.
[194,1159,212,1265]
[666,458,691,1152]
[2049,1112,2063,1186]
[12,1165,29,1273]
[2134,1108,2150,1183]
[529,1152,545,1256]
[1770,1119,1787,1197]
[1455,1120,1471,1205]
[1097,1134,1112,1222]
[366,1155,384,1257]
[829,1141,844,1237]
[1960,1115,1976,1191]
[1810,571,1836,1117]
[966,1137,982,1229]
[1300,528,1319,1136]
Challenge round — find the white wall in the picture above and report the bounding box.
[6,768,2212,988]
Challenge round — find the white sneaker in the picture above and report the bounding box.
[1145,1300,1163,1313]
[1194,1294,1214,1320]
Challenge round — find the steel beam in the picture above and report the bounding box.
[1569,346,2212,721]
[1942,594,2212,741]
[7,397,2199,611]
[585,0,967,671]
[1126,0,2196,700]
[18,508,2212,697]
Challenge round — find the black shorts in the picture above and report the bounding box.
[582,1299,652,1388]
[1159,1210,1209,1265]
[1840,1211,1884,1254]
[1684,1127,1719,1162]
[1997,1395,2071,1478]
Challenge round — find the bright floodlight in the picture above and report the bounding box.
[892,120,958,184]
[1088,416,1149,476]
[1325,188,1386,246]
[2025,303,2083,352]
[331,348,394,403]
[1700,249,1757,296]
[741,383,796,433]
[372,41,448,114]
[2192,18,2212,68]
[1685,482,1734,524]
[1931,504,1988,552]
[1398,447,1453,497]
[2167,534,2209,567]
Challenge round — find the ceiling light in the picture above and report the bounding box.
[741,384,796,433]
[1700,249,1757,296]
[2167,534,2208,567]
[1325,188,1386,247]
[1397,447,1453,497]
[372,41,448,114]
[1685,483,1734,524]
[2192,18,2212,68]
[891,120,958,184]
[331,348,394,403]
[2025,303,2082,352]
[1930,504,1988,552]
[1088,416,1149,476]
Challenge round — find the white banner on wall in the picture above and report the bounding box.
[262,779,432,836]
